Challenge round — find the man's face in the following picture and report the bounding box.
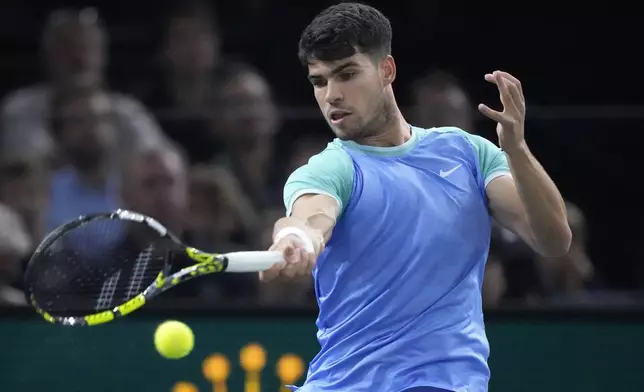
[47,23,104,88]
[307,53,391,140]
[189,183,236,238]
[214,72,278,145]
[126,152,187,233]
[55,93,114,167]
[166,17,218,75]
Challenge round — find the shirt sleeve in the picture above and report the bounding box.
[283,142,354,217]
[460,131,512,186]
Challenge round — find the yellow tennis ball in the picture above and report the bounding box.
[154,320,194,359]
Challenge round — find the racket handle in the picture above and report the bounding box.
[224,251,285,273]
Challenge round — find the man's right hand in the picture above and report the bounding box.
[260,194,338,282]
[260,233,319,282]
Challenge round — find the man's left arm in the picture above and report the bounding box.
[486,148,571,257]
[477,71,572,257]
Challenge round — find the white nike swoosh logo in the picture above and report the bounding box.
[439,164,462,178]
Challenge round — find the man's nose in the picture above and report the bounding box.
[324,80,343,104]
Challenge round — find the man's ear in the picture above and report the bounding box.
[381,55,396,86]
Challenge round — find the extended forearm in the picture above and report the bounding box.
[274,194,339,253]
[507,144,572,256]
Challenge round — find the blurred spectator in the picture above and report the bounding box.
[0,204,32,306]
[538,201,594,298]
[286,132,332,176]
[491,221,543,304]
[259,208,285,251]
[493,201,595,305]
[482,253,507,308]
[159,1,221,113]
[136,1,230,163]
[210,63,280,208]
[184,164,260,302]
[0,156,50,243]
[121,142,188,235]
[46,89,119,231]
[409,70,474,133]
[186,164,259,252]
[0,8,163,161]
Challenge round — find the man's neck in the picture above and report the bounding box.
[357,106,410,148]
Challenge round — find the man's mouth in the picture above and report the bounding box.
[329,111,351,124]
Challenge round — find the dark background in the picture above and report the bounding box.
[0,1,641,289]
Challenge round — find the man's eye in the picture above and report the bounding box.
[311,79,327,87]
[339,72,356,81]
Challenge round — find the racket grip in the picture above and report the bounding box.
[224,251,285,272]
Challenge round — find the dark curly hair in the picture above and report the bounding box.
[298,3,392,66]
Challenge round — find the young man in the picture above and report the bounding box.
[263,3,571,392]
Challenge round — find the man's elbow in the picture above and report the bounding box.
[534,224,573,258]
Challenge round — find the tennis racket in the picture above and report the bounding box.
[24,209,284,327]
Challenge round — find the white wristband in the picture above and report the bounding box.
[274,227,315,253]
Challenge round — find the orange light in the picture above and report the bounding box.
[239,343,267,372]
[277,354,305,384]
[202,353,231,382]
[171,381,199,392]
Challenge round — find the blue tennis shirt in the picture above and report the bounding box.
[284,126,511,392]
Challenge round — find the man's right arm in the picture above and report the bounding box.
[274,194,339,250]
[260,144,353,281]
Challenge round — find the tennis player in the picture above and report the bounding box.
[263,3,572,392]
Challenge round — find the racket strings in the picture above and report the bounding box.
[125,244,154,299]
[27,217,170,317]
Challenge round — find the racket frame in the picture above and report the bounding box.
[27,209,231,327]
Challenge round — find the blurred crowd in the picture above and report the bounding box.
[0,4,618,309]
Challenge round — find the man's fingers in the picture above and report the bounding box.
[498,71,523,97]
[486,71,521,89]
[497,72,524,111]
[506,82,524,111]
[263,235,317,282]
[494,72,520,112]
[305,261,315,276]
[262,248,315,282]
[307,253,316,275]
[282,244,298,263]
[484,73,515,114]
[486,71,524,108]
[259,263,282,282]
[282,265,297,279]
[298,249,312,275]
[281,246,304,279]
[292,249,309,276]
[478,104,506,123]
